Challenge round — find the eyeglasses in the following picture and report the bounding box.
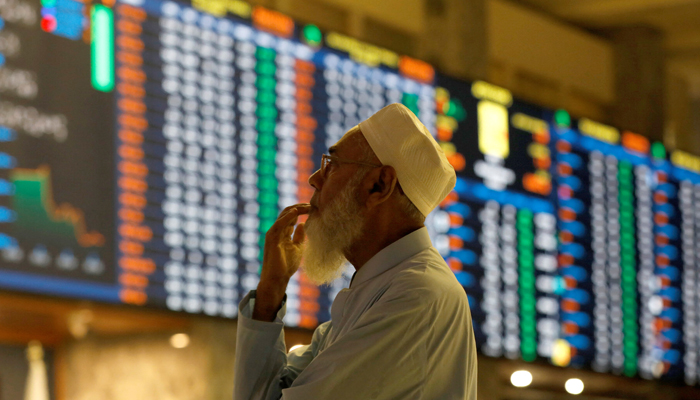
[320,154,382,178]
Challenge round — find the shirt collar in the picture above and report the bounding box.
[350,227,432,287]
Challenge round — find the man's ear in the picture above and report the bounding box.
[366,166,397,209]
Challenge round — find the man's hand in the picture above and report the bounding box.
[253,203,310,321]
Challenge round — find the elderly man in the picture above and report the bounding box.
[234,104,477,399]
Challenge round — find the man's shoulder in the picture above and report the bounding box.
[388,247,467,304]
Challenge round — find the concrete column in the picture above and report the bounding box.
[347,12,365,40]
[689,80,700,154]
[607,27,665,141]
[419,0,488,81]
[665,72,700,153]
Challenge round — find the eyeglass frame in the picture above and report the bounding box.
[320,154,382,178]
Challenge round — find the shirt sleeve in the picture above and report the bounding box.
[233,290,330,400]
[280,288,430,400]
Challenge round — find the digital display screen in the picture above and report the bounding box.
[1,0,699,386]
[430,92,700,384]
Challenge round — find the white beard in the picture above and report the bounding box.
[301,174,365,285]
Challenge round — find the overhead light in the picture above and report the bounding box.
[510,370,533,387]
[170,333,190,349]
[67,309,94,339]
[565,378,584,395]
[289,344,304,353]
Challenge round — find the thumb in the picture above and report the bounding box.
[292,223,306,245]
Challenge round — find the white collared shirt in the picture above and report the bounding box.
[234,227,477,400]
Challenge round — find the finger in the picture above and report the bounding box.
[284,225,294,239]
[272,205,309,232]
[292,223,305,245]
[268,205,311,237]
[277,204,311,225]
[277,203,311,219]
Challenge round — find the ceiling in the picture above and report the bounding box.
[509,0,700,84]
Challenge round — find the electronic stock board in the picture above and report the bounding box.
[1,0,700,385]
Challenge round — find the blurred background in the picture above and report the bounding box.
[1,0,700,399]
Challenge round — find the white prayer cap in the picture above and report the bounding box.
[359,103,456,217]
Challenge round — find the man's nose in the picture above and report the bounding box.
[308,168,322,190]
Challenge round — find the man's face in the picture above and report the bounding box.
[307,129,366,220]
[301,130,368,284]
